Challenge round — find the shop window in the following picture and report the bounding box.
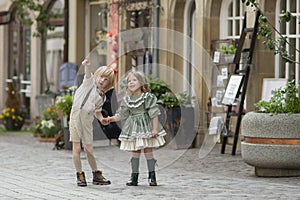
[89,0,109,68]
[124,9,150,70]
[184,0,196,94]
[220,0,245,40]
[276,0,300,82]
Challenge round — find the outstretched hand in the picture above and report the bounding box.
[82,58,90,66]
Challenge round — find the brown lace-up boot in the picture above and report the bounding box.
[76,171,87,187]
[92,170,111,185]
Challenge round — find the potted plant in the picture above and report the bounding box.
[146,75,172,100]
[219,44,236,55]
[158,91,196,149]
[241,80,300,177]
[146,75,197,149]
[146,75,172,124]
[55,94,73,125]
[0,107,25,131]
[34,104,61,141]
[219,44,236,63]
[55,94,73,150]
[0,82,25,131]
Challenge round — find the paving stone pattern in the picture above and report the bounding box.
[0,131,299,200]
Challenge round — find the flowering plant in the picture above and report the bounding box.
[55,94,73,127]
[55,94,73,117]
[39,119,60,138]
[32,104,61,138]
[0,107,24,130]
[41,119,55,128]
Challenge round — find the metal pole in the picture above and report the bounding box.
[63,0,69,63]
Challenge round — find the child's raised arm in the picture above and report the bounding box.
[82,59,92,78]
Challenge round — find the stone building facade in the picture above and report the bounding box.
[0,0,298,145]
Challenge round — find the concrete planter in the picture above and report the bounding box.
[222,54,235,63]
[241,112,300,177]
[63,127,72,150]
[166,107,197,149]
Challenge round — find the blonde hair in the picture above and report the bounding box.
[126,70,151,95]
[94,66,115,88]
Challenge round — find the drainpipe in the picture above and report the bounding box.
[152,0,159,75]
[63,0,69,62]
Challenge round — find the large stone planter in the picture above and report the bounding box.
[241,112,300,177]
[166,107,197,149]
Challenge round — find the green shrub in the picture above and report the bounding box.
[254,80,300,114]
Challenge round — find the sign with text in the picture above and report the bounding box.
[221,75,244,105]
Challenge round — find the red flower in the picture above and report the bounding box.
[113,34,118,41]
[106,32,113,38]
[113,67,118,73]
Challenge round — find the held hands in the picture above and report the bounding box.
[100,116,114,125]
[100,117,110,126]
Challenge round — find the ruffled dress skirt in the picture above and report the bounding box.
[119,112,166,151]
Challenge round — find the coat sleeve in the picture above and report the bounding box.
[111,89,119,115]
[115,97,130,120]
[145,93,161,118]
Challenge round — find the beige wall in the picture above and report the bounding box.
[0,25,8,109]
[245,0,276,111]
[0,0,10,110]
[0,0,10,10]
[69,0,85,65]
[30,23,42,118]
[158,0,212,145]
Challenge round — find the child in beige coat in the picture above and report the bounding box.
[69,59,111,187]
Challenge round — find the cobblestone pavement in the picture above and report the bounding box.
[0,131,299,200]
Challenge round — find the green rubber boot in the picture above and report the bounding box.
[147,158,157,186]
[126,157,139,186]
[126,173,139,186]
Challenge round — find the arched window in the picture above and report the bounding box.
[276,0,299,85]
[220,0,245,39]
[46,0,65,92]
[184,0,196,94]
[8,16,30,80]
